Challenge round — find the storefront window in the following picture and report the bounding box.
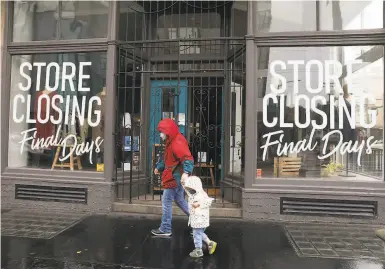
[256,45,384,180]
[12,1,108,42]
[255,0,383,32]
[228,52,246,178]
[8,52,107,171]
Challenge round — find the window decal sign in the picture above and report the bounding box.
[261,59,380,166]
[12,61,104,164]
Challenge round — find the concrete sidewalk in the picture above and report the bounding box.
[1,211,385,269]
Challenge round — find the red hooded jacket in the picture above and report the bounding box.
[157,118,194,189]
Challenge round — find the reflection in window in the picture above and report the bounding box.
[60,1,109,39]
[320,0,383,30]
[12,1,108,42]
[255,0,383,32]
[256,46,384,180]
[255,1,316,32]
[8,52,107,171]
[13,1,58,41]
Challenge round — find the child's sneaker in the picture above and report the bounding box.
[208,241,217,255]
[189,248,203,258]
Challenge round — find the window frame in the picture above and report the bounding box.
[1,1,118,180]
[243,1,385,188]
[5,50,109,175]
[254,44,385,181]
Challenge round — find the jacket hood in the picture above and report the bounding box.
[157,118,179,140]
[184,176,204,194]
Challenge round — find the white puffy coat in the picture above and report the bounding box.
[184,176,213,229]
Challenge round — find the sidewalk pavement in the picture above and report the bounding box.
[1,211,385,269]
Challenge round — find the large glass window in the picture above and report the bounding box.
[228,45,246,178]
[255,0,383,32]
[256,45,384,180]
[12,1,108,42]
[8,52,107,171]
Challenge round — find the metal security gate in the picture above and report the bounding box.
[114,1,246,204]
[114,39,245,203]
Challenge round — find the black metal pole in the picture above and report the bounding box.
[340,152,356,178]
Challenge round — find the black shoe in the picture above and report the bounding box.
[151,228,172,237]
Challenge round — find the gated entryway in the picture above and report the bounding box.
[113,1,246,206]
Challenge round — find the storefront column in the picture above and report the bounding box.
[244,1,257,189]
[104,2,118,181]
[0,1,10,173]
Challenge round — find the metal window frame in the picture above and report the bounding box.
[0,1,10,174]
[1,1,117,180]
[245,1,385,189]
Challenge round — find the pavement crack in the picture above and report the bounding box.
[126,234,150,264]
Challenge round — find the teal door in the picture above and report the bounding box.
[148,80,188,171]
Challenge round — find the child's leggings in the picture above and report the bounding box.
[193,228,209,249]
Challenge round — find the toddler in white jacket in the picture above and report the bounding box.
[181,175,217,258]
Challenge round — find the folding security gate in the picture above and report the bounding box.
[114,38,245,203]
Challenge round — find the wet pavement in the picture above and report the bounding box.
[1,213,385,269]
[285,223,385,260]
[2,210,88,239]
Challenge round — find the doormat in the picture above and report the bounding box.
[1,209,89,239]
[285,223,385,261]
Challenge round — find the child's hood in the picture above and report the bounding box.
[184,176,204,193]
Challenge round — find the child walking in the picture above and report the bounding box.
[181,175,217,258]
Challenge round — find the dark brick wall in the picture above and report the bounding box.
[1,178,115,213]
[242,190,385,225]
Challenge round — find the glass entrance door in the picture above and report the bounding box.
[148,80,188,172]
